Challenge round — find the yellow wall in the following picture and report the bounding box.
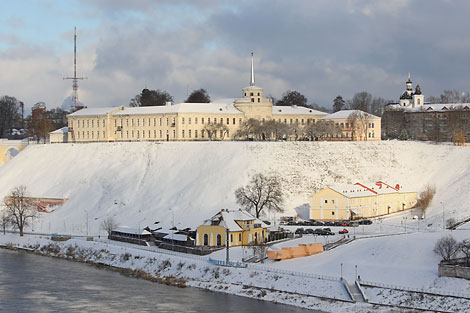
[267,243,323,260]
[310,187,418,220]
[196,225,268,247]
[0,142,28,164]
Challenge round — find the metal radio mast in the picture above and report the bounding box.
[64,27,87,112]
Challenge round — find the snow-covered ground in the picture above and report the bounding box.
[0,140,469,234]
[1,140,470,311]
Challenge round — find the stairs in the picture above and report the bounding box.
[346,280,366,302]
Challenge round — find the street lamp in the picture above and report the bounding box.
[340,263,343,279]
[83,209,89,236]
[440,202,446,230]
[355,265,358,280]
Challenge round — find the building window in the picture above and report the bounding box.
[132,119,134,127]
[220,118,223,123]
[251,98,254,102]
[91,120,94,127]
[250,92,253,96]
[201,117,205,124]
[233,118,235,124]
[216,234,222,246]
[188,130,191,138]
[195,117,198,124]
[159,118,162,126]
[332,211,335,215]
[88,120,90,127]
[220,130,223,138]
[137,131,140,138]
[239,118,242,124]
[173,130,175,138]
[230,234,233,242]
[208,117,211,124]
[159,130,162,138]
[195,130,198,138]
[189,117,191,125]
[166,118,169,126]
[302,119,304,125]
[239,233,242,241]
[153,130,156,138]
[137,119,139,127]
[226,118,230,125]
[203,234,208,245]
[103,131,105,138]
[132,131,134,138]
[325,200,328,204]
[182,130,185,138]
[182,117,185,124]
[257,92,260,96]
[290,119,293,124]
[126,131,129,138]
[201,130,205,138]
[258,98,260,103]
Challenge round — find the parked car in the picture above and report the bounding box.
[333,221,343,226]
[358,219,372,225]
[341,222,349,227]
[295,228,304,235]
[339,229,349,234]
[304,228,314,234]
[324,221,334,226]
[350,221,359,227]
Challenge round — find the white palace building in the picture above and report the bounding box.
[63,56,381,143]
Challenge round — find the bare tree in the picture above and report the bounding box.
[417,184,436,217]
[235,173,284,218]
[434,235,459,261]
[203,122,229,140]
[101,217,118,236]
[460,239,470,266]
[348,111,372,141]
[4,186,38,236]
[1,210,10,235]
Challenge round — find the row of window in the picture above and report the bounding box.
[76,129,177,140]
[182,117,241,126]
[181,129,229,139]
[202,231,265,246]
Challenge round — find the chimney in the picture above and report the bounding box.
[395,184,400,190]
[165,101,172,106]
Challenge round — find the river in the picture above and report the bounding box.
[0,249,321,312]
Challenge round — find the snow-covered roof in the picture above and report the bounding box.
[113,100,243,116]
[163,233,189,241]
[320,110,380,120]
[326,182,411,198]
[203,209,269,232]
[113,226,152,235]
[272,106,328,116]
[49,127,68,134]
[411,103,470,112]
[68,107,121,117]
[243,85,263,90]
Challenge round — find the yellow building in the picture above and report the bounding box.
[196,209,269,247]
[0,139,29,164]
[310,181,418,221]
[319,110,381,141]
[62,55,381,143]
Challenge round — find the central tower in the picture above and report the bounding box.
[234,53,273,119]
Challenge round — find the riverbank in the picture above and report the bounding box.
[0,234,383,313]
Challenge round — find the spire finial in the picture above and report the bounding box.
[408,72,410,80]
[250,52,255,86]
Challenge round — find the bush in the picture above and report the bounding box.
[446,218,456,229]
[417,184,436,215]
[433,235,459,261]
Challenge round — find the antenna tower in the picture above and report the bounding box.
[64,27,87,111]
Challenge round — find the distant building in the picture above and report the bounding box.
[310,181,417,221]
[319,110,381,141]
[383,74,470,142]
[196,209,269,247]
[49,127,68,144]
[65,55,380,143]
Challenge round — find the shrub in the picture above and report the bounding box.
[417,184,436,215]
[433,235,459,261]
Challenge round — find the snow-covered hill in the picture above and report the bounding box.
[0,141,469,234]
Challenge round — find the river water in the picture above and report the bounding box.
[0,249,320,312]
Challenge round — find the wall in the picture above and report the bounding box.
[0,140,28,164]
[438,261,470,280]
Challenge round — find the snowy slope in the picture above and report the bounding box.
[0,141,469,234]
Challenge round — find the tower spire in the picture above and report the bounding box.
[250,52,255,86]
[64,26,87,112]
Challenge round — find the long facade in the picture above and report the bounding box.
[66,57,381,143]
[310,182,417,221]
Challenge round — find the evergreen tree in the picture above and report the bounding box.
[276,90,307,107]
[185,88,211,103]
[333,95,345,112]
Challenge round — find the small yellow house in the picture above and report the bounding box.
[310,181,418,221]
[196,209,269,247]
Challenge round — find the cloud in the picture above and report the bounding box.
[1,0,470,113]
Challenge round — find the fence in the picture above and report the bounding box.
[245,263,341,282]
[94,238,208,262]
[360,280,470,299]
[208,258,247,268]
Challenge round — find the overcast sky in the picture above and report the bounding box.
[1,0,470,112]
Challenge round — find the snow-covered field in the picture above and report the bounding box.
[1,140,470,311]
[1,140,469,233]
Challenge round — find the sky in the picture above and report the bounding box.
[1,0,470,112]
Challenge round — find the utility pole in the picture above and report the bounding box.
[441,202,446,230]
[64,27,87,112]
[226,228,230,264]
